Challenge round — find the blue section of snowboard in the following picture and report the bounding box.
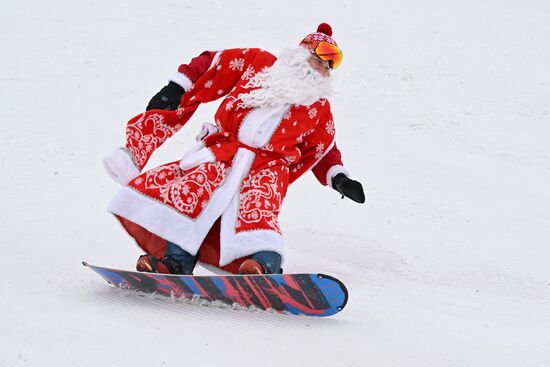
[83,262,348,317]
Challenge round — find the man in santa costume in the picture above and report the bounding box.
[103,23,365,275]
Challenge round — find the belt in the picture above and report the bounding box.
[179,131,268,171]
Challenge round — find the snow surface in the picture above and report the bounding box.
[1,0,550,366]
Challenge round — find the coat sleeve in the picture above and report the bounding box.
[311,143,349,187]
[123,48,267,171]
[288,101,337,184]
[169,50,220,91]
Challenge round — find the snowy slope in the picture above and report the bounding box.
[1,0,550,366]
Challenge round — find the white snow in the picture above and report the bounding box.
[1,0,550,366]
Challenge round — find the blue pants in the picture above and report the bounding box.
[165,242,282,274]
[164,242,197,275]
[250,250,282,274]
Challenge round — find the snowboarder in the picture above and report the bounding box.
[103,23,365,275]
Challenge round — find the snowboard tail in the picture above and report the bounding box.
[83,262,348,317]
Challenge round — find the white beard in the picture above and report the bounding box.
[237,47,333,108]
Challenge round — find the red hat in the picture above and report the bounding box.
[300,23,338,50]
[300,23,343,69]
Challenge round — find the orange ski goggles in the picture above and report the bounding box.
[313,42,343,70]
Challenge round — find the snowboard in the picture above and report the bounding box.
[83,261,348,317]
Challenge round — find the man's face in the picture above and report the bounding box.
[308,55,331,77]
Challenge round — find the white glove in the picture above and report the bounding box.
[176,123,219,171]
[196,122,219,142]
[179,143,215,171]
[103,148,140,185]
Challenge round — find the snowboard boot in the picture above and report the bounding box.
[136,242,197,275]
[136,254,171,274]
[238,259,266,274]
[238,251,282,274]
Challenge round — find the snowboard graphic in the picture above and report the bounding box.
[83,262,348,317]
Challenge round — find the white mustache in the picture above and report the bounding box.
[237,47,333,108]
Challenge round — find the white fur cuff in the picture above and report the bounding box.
[169,72,193,91]
[103,148,141,185]
[326,165,350,189]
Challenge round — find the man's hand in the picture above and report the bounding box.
[332,173,365,204]
[146,81,185,111]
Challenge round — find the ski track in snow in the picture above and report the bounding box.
[2,0,550,366]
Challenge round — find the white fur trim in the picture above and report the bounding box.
[102,148,140,185]
[108,148,255,257]
[169,72,193,91]
[222,230,284,267]
[326,164,350,189]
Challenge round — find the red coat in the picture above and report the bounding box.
[107,48,349,271]
[170,49,347,186]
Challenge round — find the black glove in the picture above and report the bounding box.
[332,173,365,204]
[146,81,185,111]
